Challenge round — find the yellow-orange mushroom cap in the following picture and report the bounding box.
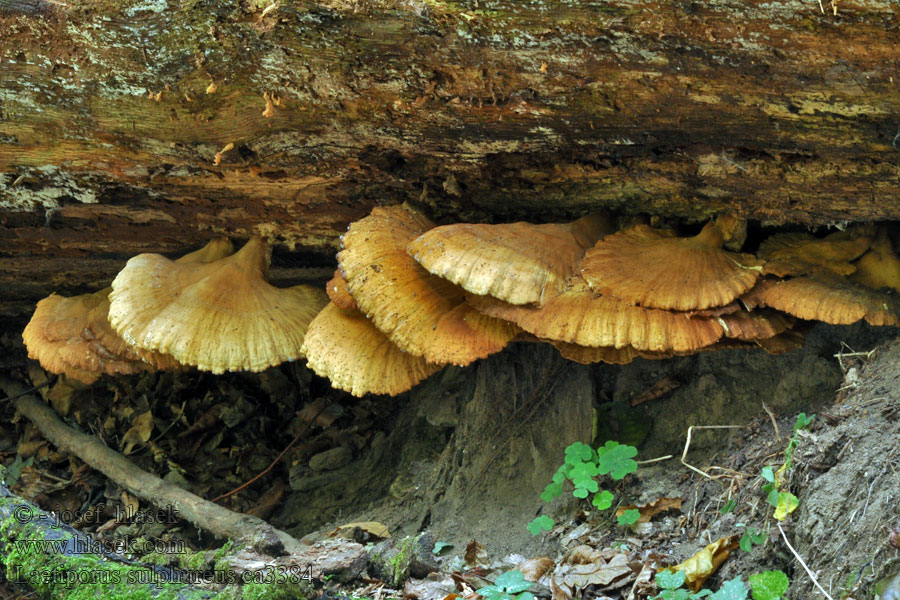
[758,227,873,277]
[467,276,724,353]
[337,204,518,366]
[22,291,144,384]
[301,302,444,397]
[851,228,900,293]
[548,340,642,365]
[406,212,614,306]
[20,239,236,382]
[108,237,327,374]
[749,271,900,326]
[581,218,762,311]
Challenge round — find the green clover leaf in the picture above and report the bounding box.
[526,515,554,536]
[596,441,638,480]
[592,490,614,510]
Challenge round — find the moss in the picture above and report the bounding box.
[0,500,211,599]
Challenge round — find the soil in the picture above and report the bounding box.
[1,321,898,599]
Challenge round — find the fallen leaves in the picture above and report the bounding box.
[661,535,740,591]
[615,497,683,523]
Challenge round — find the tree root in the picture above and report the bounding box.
[0,377,304,557]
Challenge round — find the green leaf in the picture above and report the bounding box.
[541,481,563,502]
[526,515,554,536]
[517,593,535,600]
[596,440,639,480]
[477,584,503,600]
[710,577,749,600]
[432,541,452,555]
[564,442,594,465]
[552,468,566,484]
[618,509,641,526]
[656,570,686,591]
[793,413,814,433]
[749,529,767,545]
[592,490,614,510]
[739,533,753,553]
[573,487,589,499]
[749,570,789,600]
[766,489,780,508]
[760,466,775,483]
[493,570,532,594]
[720,499,736,515]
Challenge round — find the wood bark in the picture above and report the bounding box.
[2,0,899,321]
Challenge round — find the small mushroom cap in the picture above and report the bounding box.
[717,309,794,341]
[109,237,328,373]
[338,204,519,366]
[301,302,444,397]
[748,271,900,326]
[407,212,614,306]
[851,229,900,293]
[758,227,873,277]
[755,330,805,354]
[581,220,762,311]
[326,269,357,310]
[467,276,724,353]
[549,340,641,365]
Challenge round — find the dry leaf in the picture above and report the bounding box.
[615,497,683,523]
[122,410,154,455]
[518,556,555,581]
[560,553,633,590]
[121,491,139,520]
[464,540,488,567]
[329,521,390,540]
[662,535,739,591]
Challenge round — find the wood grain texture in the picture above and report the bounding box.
[2,0,900,325]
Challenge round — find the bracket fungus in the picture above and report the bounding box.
[851,228,900,293]
[406,212,614,306]
[747,271,900,326]
[581,216,762,311]
[22,238,236,383]
[108,237,327,374]
[301,302,444,397]
[337,204,518,366]
[467,276,724,353]
[23,290,151,384]
[757,227,874,277]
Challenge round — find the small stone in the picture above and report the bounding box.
[309,446,352,471]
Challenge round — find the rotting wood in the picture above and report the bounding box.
[2,0,899,323]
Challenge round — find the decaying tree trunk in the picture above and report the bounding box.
[2,0,900,321]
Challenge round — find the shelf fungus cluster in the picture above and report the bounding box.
[22,204,900,398]
[305,207,899,397]
[23,238,327,383]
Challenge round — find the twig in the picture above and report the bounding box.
[0,377,303,556]
[636,455,673,465]
[777,522,834,600]
[762,402,781,441]
[0,376,56,403]
[681,425,743,479]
